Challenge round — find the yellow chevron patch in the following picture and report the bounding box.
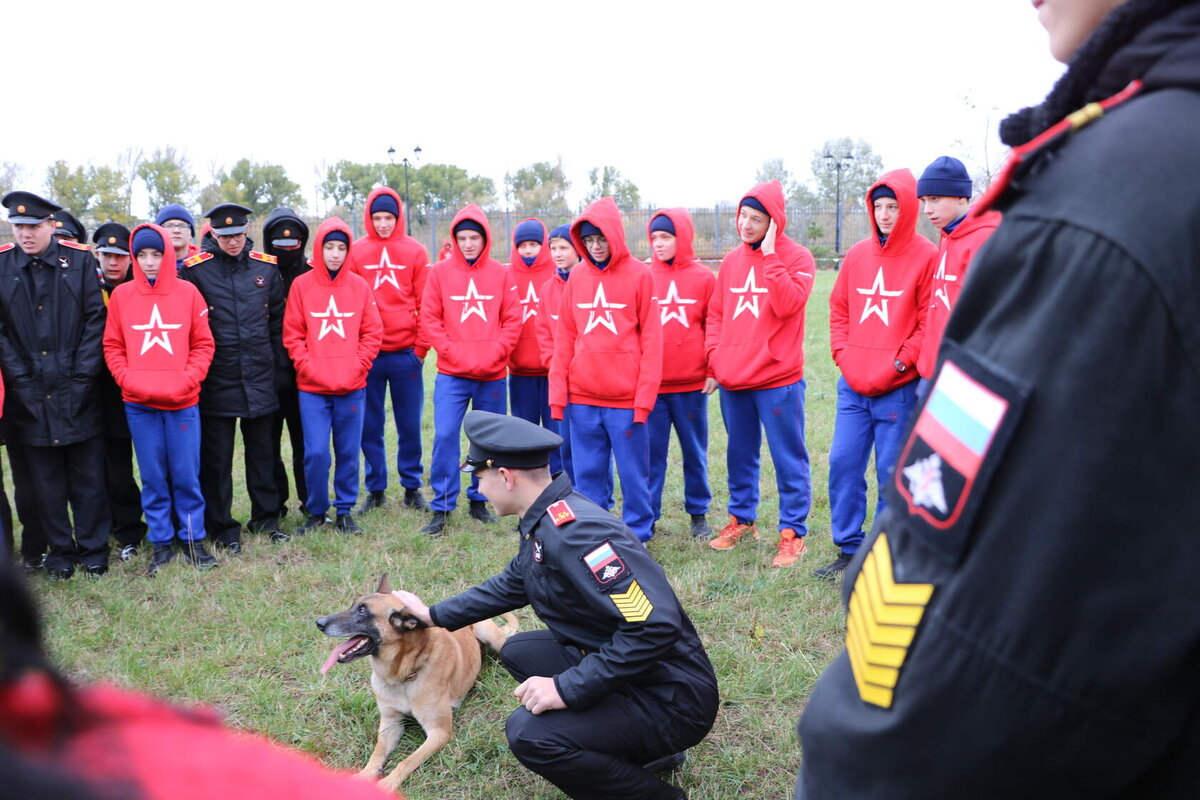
[609,580,653,623]
[846,533,933,709]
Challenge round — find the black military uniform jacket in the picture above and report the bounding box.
[799,3,1200,797]
[0,239,106,446]
[432,473,717,712]
[179,237,286,418]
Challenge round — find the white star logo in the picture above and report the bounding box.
[856,267,904,326]
[361,248,407,292]
[309,294,355,340]
[933,252,956,311]
[578,282,627,335]
[731,267,768,319]
[450,278,494,323]
[130,303,182,355]
[658,280,697,327]
[903,454,948,514]
[520,282,540,323]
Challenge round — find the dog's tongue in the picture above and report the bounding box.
[320,639,361,675]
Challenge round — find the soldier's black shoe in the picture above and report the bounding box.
[218,540,242,556]
[404,488,431,512]
[46,566,74,581]
[812,552,854,581]
[295,513,330,536]
[22,554,46,573]
[469,500,498,524]
[269,529,291,543]
[644,751,687,773]
[183,541,218,570]
[689,514,711,539]
[147,543,175,576]
[356,490,386,515]
[84,564,108,579]
[119,544,139,561]
[421,511,449,537]
[335,514,363,535]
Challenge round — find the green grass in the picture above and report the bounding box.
[30,269,870,799]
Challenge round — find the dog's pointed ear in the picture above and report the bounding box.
[376,573,391,594]
[389,609,427,632]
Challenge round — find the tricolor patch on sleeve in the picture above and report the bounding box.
[609,580,653,622]
[548,500,576,526]
[581,540,629,590]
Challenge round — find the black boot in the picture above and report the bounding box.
[421,511,449,537]
[689,514,711,539]
[183,541,219,571]
[295,513,329,536]
[812,552,854,581]
[404,487,431,512]
[469,500,498,524]
[335,514,363,535]
[147,543,175,577]
[644,751,687,773]
[355,490,386,515]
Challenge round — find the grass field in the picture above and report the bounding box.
[29,269,871,799]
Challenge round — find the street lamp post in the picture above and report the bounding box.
[401,145,422,235]
[824,151,855,257]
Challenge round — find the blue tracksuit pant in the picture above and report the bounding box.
[648,390,711,520]
[432,374,506,511]
[509,374,563,475]
[569,403,653,541]
[828,377,916,554]
[719,379,810,535]
[299,389,366,517]
[125,402,204,544]
[362,348,425,493]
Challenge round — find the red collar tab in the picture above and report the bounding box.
[548,500,576,526]
[974,79,1143,217]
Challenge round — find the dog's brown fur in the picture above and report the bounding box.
[316,574,517,794]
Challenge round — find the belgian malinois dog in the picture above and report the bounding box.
[316,574,517,794]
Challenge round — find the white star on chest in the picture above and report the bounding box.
[578,282,626,335]
[130,303,183,355]
[933,252,956,311]
[450,278,494,323]
[310,294,355,340]
[520,281,540,323]
[730,267,768,319]
[658,279,697,327]
[856,266,904,326]
[361,248,407,291]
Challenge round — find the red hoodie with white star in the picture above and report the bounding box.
[705,180,816,391]
[507,217,556,377]
[549,197,663,423]
[103,223,215,410]
[648,208,714,393]
[830,169,937,396]
[283,218,383,395]
[420,205,522,381]
[349,186,430,357]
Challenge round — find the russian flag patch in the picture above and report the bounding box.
[581,540,629,590]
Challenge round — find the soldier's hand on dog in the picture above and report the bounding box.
[514,676,566,715]
[391,590,433,626]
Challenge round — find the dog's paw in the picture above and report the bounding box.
[377,774,407,795]
[353,768,380,782]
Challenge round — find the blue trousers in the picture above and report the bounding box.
[569,404,653,541]
[125,403,205,544]
[648,391,711,519]
[362,349,424,493]
[828,378,916,554]
[719,380,810,534]
[299,389,366,517]
[555,411,614,508]
[432,374,506,511]
[510,374,564,475]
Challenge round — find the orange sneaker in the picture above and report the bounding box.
[709,516,758,550]
[771,528,807,567]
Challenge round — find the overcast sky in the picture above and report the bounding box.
[6,0,1064,216]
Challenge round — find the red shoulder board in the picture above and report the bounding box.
[59,240,90,251]
[0,242,13,253]
[249,251,277,265]
[183,252,213,268]
[548,500,576,527]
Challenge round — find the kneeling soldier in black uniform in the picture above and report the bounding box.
[395,410,718,800]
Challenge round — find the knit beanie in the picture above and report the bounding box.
[513,219,544,246]
[871,185,897,202]
[649,214,676,236]
[370,193,400,217]
[740,196,769,216]
[549,224,574,245]
[916,157,972,198]
[577,220,603,239]
[155,204,195,235]
[131,227,165,255]
[453,218,486,238]
[324,230,350,247]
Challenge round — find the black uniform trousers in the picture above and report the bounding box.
[25,436,111,571]
[7,439,47,564]
[271,386,306,516]
[0,452,11,560]
[200,413,279,545]
[104,434,147,549]
[500,630,706,800]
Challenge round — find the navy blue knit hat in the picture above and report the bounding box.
[324,230,350,247]
[917,156,972,198]
[740,196,769,216]
[370,193,400,217]
[649,214,676,236]
[548,224,573,243]
[155,203,195,235]
[453,218,486,238]
[513,219,544,246]
[131,227,165,255]
[871,185,897,202]
[577,220,603,239]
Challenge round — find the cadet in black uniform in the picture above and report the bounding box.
[0,192,110,579]
[798,1,1200,797]
[51,209,86,243]
[179,203,287,551]
[395,411,718,800]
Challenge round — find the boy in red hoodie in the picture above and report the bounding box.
[647,209,714,538]
[915,156,1001,386]
[419,205,521,536]
[549,198,662,542]
[820,169,937,580]
[349,187,431,515]
[284,219,383,535]
[507,218,561,472]
[705,180,816,567]
[103,224,216,575]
